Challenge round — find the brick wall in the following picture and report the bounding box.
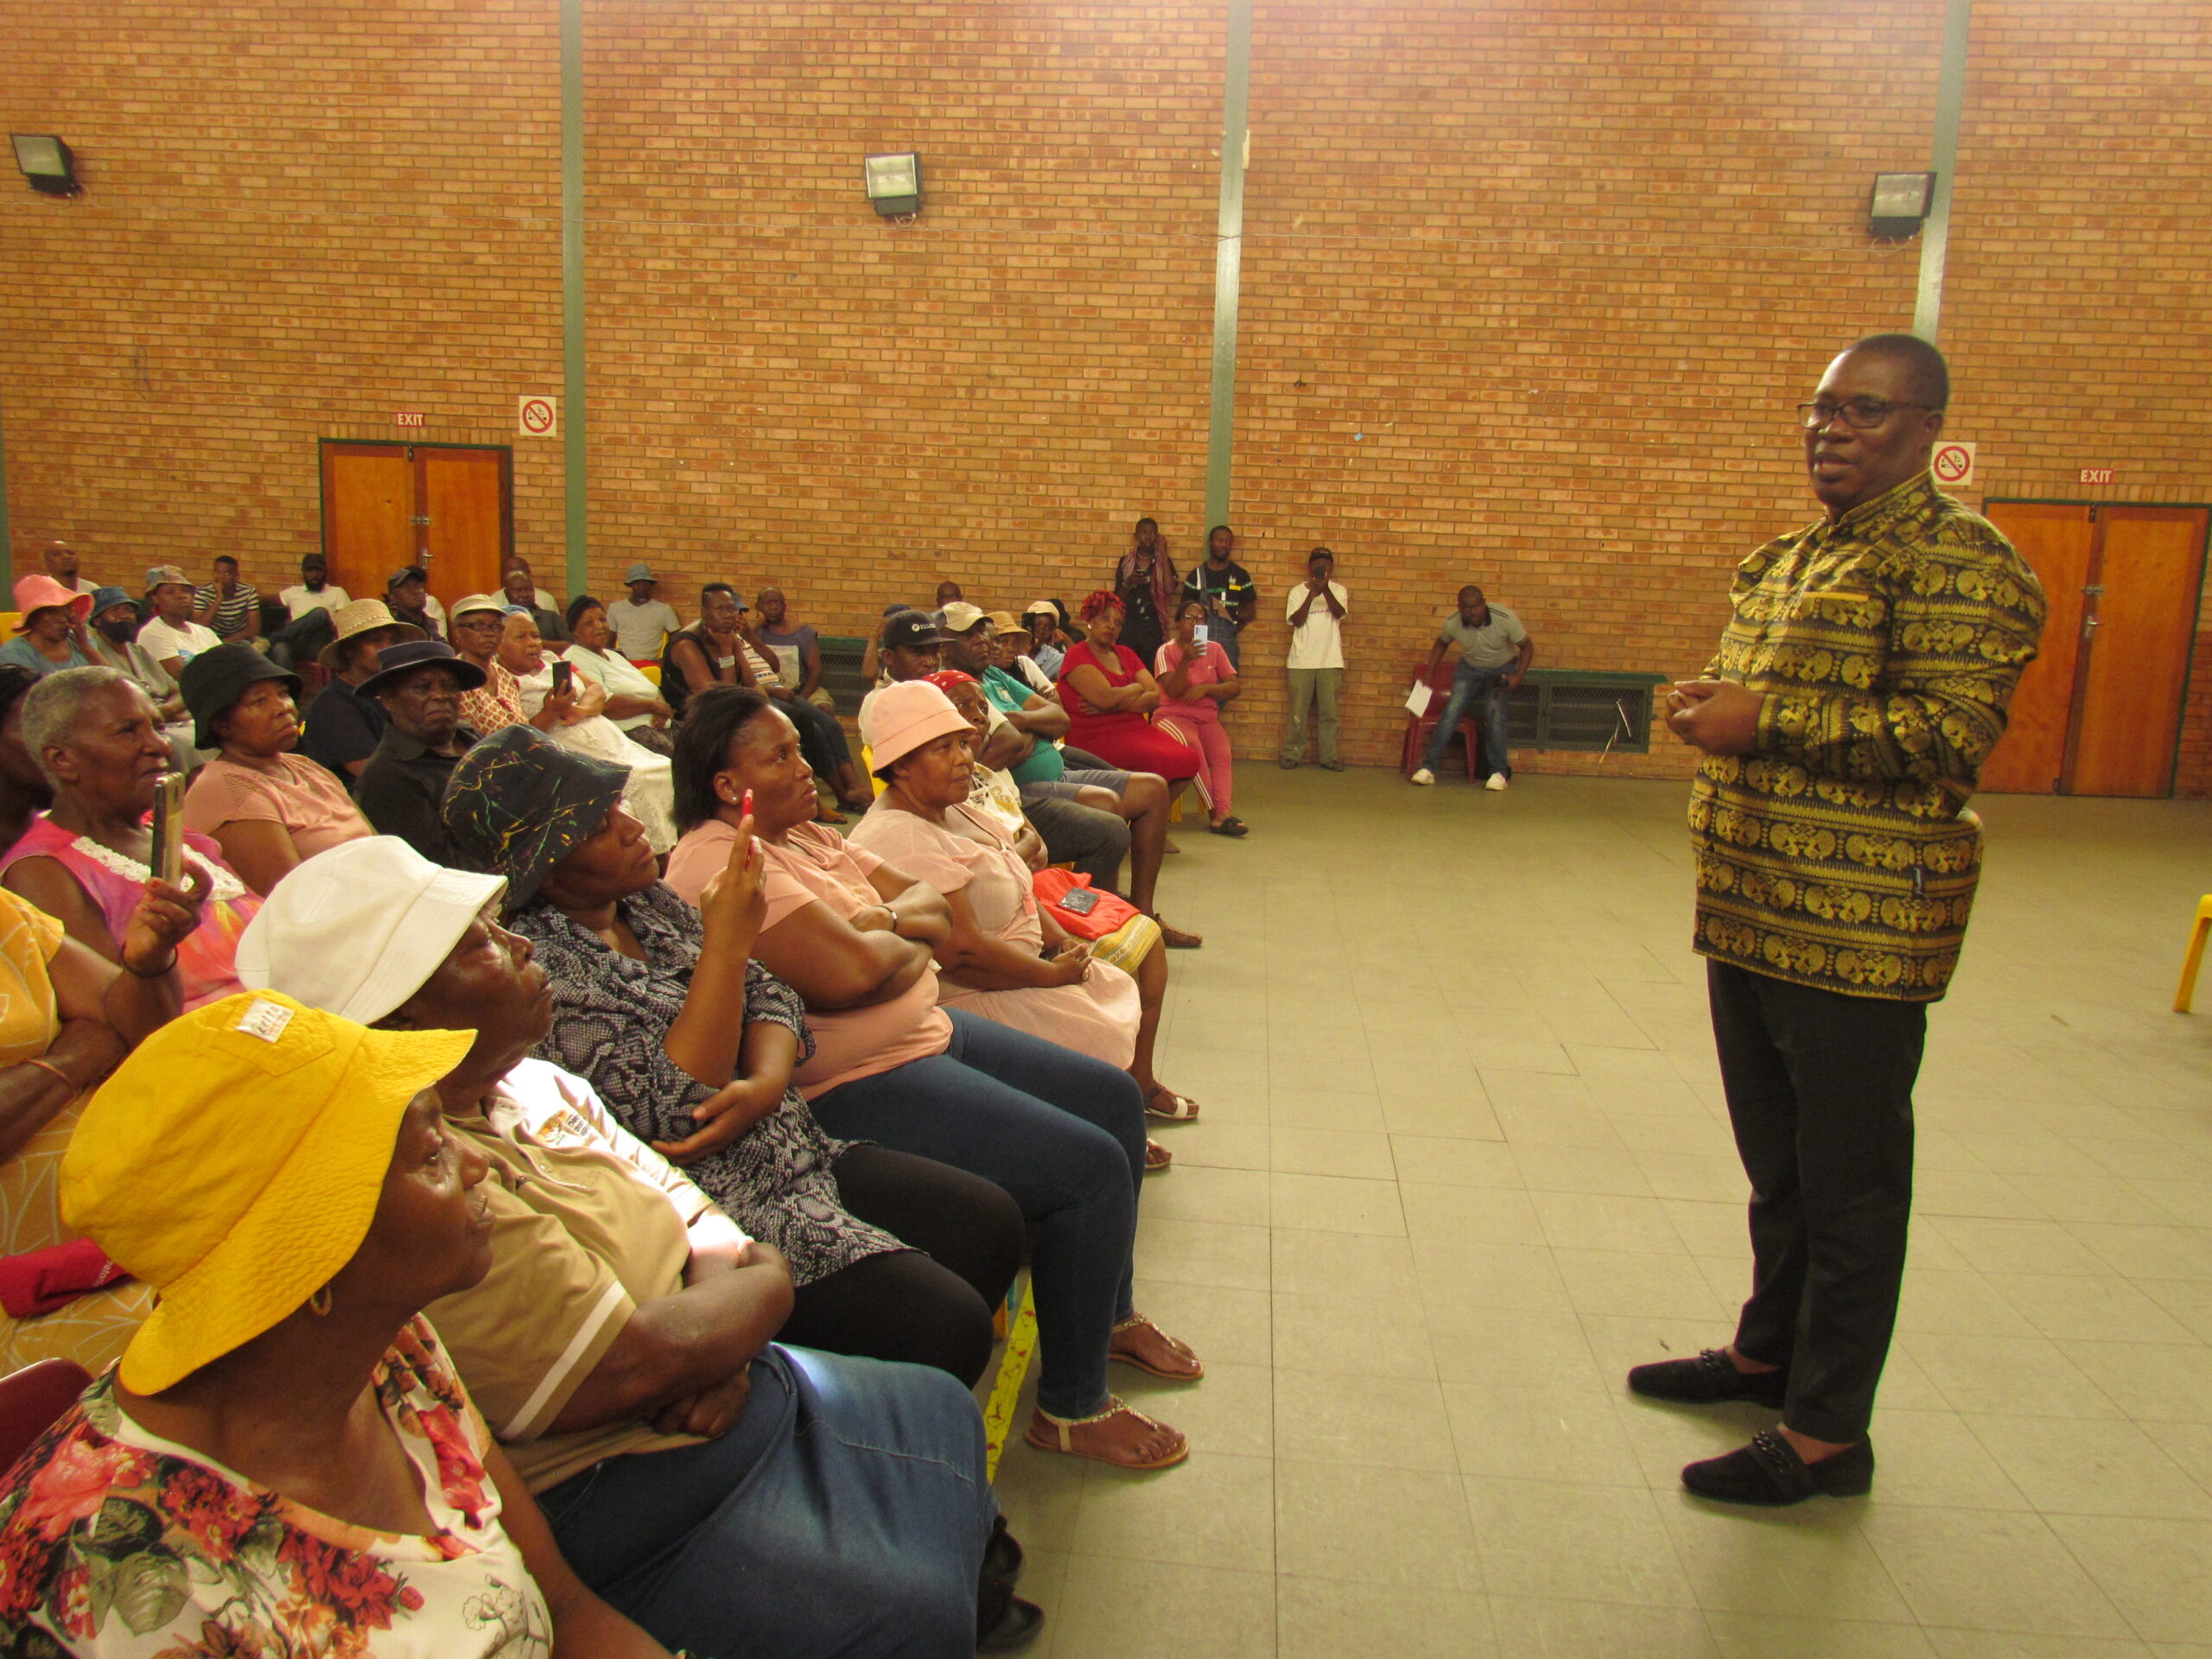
[3,3,2207,791]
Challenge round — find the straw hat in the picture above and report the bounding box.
[316,597,424,672]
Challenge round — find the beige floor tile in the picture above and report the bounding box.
[1274,1578,1495,1659]
[2068,1223,2212,1282]
[1268,1086,1385,1132]
[1923,1217,2114,1277]
[1271,1291,1433,1378]
[1465,1036,1578,1074]
[1275,1461,1483,1590]
[1896,1271,2044,1339]
[1662,1198,1750,1258]
[1555,1247,1737,1320]
[1494,1098,1629,1150]
[1486,1595,1719,1659]
[1269,1171,1406,1235]
[1913,1171,2050,1221]
[1445,1380,1648,1485]
[1467,1476,1698,1605]
[990,1437,1090,1555]
[1130,1277,1272,1370]
[1860,1408,2030,1510]
[1398,1181,1546,1246]
[1256,1047,1377,1096]
[1636,1147,1752,1204]
[1516,1141,1657,1197]
[1535,1190,1687,1254]
[2141,1280,2212,1343]
[1378,1094,1509,1141]
[1276,1369,1454,1470]
[1270,1126,1399,1181]
[1069,1448,1274,1573]
[1132,1216,1272,1291]
[1412,1239,1575,1315]
[1116,1359,1270,1459]
[1983,1272,2200,1344]
[1047,1555,1276,1659]
[1388,1136,1526,1189]
[2055,1340,2212,1423]
[1706,1612,1938,1656]
[1173,1118,1273,1171]
[2043,1515,2212,1645]
[1427,1305,1607,1394]
[1859,1507,2132,1637]
[1961,1414,2212,1520]
[1272,1229,1416,1303]
[1924,1631,2152,1658]
[1909,1333,2125,1420]
[1139,1163,1273,1227]
[1662,1497,1908,1623]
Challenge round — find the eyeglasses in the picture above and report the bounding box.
[1796,397,1935,430]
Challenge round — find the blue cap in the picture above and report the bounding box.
[89,586,132,616]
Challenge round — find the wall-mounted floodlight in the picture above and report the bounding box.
[1867,172,1935,238]
[11,134,81,198]
[863,152,922,218]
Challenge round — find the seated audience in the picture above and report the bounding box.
[354,639,486,866]
[5,994,680,1656]
[563,594,676,756]
[0,667,53,854]
[454,592,542,734]
[192,553,261,645]
[1058,590,1202,788]
[665,687,1199,1470]
[137,564,223,678]
[39,540,94,601]
[608,562,683,659]
[0,870,197,1376]
[177,644,372,894]
[1155,596,1248,836]
[505,560,570,642]
[753,586,837,712]
[1021,600,1067,679]
[300,597,421,782]
[267,551,350,667]
[429,739,1023,1383]
[504,552,563,614]
[2,668,260,1007]
[501,608,677,853]
[385,563,448,641]
[0,575,92,677]
[991,611,1058,698]
[80,585,200,771]
[243,846,1021,1656]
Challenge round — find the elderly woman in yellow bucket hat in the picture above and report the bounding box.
[0,990,677,1658]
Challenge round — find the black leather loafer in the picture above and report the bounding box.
[983,1516,1024,1586]
[1681,1431,1874,1506]
[977,1596,1046,1652]
[1627,1349,1789,1409]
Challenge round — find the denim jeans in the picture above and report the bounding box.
[810,1011,1146,1419]
[1421,663,1513,777]
[539,1344,995,1659]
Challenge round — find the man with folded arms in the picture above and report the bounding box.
[1629,334,2044,1506]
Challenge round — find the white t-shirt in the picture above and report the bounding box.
[137,615,223,668]
[1284,580,1349,671]
[607,598,682,659]
[279,583,351,620]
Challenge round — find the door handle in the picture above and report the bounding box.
[2082,615,2101,641]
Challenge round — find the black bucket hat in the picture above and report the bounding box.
[356,639,488,700]
[440,725,630,911]
[176,644,302,752]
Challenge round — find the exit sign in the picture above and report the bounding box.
[2078,467,2116,486]
[394,410,426,429]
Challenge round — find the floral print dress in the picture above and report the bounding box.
[0,1319,551,1658]
[505,882,906,1287]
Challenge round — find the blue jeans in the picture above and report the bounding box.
[810,1012,1145,1419]
[540,1345,994,1659]
[1422,664,1513,777]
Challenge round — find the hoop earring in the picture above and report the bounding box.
[308,1284,333,1317]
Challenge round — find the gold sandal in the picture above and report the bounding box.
[1109,1314,1205,1381]
[1025,1397,1190,1470]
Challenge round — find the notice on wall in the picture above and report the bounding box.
[2079,467,2117,486]
[518,395,559,438]
[1931,441,1977,489]
[393,410,425,429]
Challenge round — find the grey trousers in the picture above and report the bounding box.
[1282,667,1343,764]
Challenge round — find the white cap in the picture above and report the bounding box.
[238,837,507,1025]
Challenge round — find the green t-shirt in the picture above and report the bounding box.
[982,668,1064,785]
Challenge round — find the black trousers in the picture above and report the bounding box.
[1709,960,1928,1444]
[777,1144,1024,1390]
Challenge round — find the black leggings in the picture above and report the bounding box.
[778,1144,1024,1389]
[782,693,855,781]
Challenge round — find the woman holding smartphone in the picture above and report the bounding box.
[1154,599,1247,836]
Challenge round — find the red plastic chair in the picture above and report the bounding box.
[1400,655,1484,779]
[0,1358,90,1473]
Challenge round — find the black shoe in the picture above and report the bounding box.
[983,1516,1024,1586]
[977,1596,1046,1652]
[1681,1431,1873,1506]
[1627,1349,1789,1409]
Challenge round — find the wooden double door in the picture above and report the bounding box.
[1979,501,2208,798]
[319,442,512,612]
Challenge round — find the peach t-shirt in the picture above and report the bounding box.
[664,819,951,1099]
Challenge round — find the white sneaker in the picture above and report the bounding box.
[1409,768,1435,786]
[1485,773,1510,791]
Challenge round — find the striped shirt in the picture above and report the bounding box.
[1689,471,2044,1001]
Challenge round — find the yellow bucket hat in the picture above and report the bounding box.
[60,991,474,1395]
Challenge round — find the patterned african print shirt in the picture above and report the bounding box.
[1688,471,2044,1001]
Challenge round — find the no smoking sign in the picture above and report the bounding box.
[1930,440,1976,489]
[517,395,559,438]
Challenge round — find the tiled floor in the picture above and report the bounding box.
[988,763,2212,1658]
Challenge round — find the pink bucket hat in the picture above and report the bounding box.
[12,574,93,626]
[859,679,974,770]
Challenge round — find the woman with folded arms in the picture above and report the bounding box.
[562,594,677,757]
[0,992,677,1657]
[1056,591,1201,789]
[663,687,1200,1471]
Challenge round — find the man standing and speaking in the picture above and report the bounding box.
[1629,334,2044,1506]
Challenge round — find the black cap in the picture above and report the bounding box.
[357,639,488,699]
[386,564,429,591]
[176,645,302,752]
[882,610,950,652]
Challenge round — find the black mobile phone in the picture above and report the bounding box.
[1058,887,1101,915]
[550,660,574,696]
[148,771,186,887]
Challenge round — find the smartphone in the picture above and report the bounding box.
[1058,887,1101,915]
[550,660,574,696]
[148,771,186,887]
[1191,624,1209,646]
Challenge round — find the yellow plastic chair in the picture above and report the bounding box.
[2177,894,2212,1014]
[0,613,20,640]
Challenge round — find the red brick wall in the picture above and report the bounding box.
[3,3,2207,791]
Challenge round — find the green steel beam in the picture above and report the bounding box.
[1205,0,1253,531]
[0,380,12,588]
[1914,0,1972,343]
[562,0,588,596]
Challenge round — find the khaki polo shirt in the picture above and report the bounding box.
[424,1058,717,1491]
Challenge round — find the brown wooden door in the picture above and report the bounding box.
[1980,501,2207,798]
[320,442,513,613]
[2068,506,2206,798]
